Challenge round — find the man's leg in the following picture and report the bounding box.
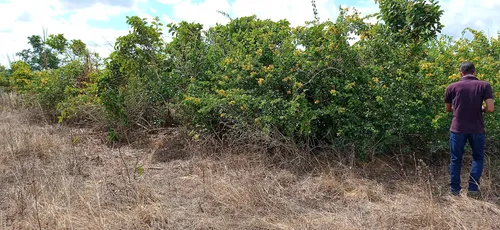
[468,133,485,192]
[450,132,466,194]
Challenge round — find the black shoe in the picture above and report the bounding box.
[450,190,460,196]
[468,191,481,199]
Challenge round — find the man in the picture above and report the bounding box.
[444,61,494,197]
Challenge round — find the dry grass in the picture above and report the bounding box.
[1,94,499,230]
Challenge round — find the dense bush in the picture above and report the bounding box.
[6,0,500,159]
[98,16,176,129]
[8,38,103,122]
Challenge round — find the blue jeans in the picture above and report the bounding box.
[449,132,485,193]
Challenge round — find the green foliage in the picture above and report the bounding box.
[311,0,320,23]
[5,1,500,159]
[9,34,102,122]
[16,33,66,71]
[375,0,444,43]
[107,128,121,143]
[419,29,500,150]
[10,61,33,93]
[0,65,9,88]
[99,16,175,128]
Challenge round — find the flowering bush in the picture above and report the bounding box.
[8,1,500,158]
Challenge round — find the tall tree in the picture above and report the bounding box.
[16,32,68,71]
[375,0,444,44]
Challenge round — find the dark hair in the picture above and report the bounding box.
[460,61,476,75]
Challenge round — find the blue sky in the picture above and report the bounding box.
[1,0,499,66]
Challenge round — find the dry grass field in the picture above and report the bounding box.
[1,92,499,229]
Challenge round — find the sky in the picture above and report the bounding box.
[0,0,499,66]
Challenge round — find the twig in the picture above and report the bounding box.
[147,167,164,170]
[117,146,131,185]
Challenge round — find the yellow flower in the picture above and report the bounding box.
[294,82,303,88]
[330,89,337,95]
[372,77,379,83]
[421,62,431,70]
[257,78,264,86]
[229,101,236,105]
[345,82,356,89]
[184,96,201,105]
[263,65,274,73]
[328,43,337,51]
[223,75,229,81]
[217,89,227,96]
[243,64,252,71]
[255,49,263,56]
[338,107,346,113]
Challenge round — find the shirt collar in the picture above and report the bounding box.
[461,75,478,81]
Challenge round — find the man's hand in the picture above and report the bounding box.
[483,98,494,113]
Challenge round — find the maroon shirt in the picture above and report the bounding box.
[444,75,494,134]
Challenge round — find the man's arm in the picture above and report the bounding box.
[444,86,453,112]
[483,84,494,113]
[483,98,494,113]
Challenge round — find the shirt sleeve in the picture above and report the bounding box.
[483,83,494,100]
[444,86,452,103]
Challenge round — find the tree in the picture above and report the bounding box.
[16,32,68,71]
[375,0,444,43]
[99,16,173,128]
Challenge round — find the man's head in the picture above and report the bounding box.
[460,61,476,76]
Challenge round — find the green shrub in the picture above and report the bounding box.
[99,16,176,129]
[0,65,9,89]
[8,1,500,159]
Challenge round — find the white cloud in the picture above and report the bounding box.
[439,0,500,39]
[0,0,136,66]
[230,0,335,26]
[162,14,175,24]
[157,0,339,28]
[157,0,183,4]
[59,0,136,10]
[165,0,232,29]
